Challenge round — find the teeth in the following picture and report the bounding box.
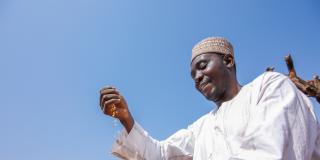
[201,82,207,90]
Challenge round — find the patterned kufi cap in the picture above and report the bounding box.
[191,37,234,62]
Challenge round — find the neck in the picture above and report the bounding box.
[215,75,241,107]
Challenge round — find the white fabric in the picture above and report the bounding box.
[111,72,320,160]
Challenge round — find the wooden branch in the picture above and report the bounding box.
[267,54,320,103]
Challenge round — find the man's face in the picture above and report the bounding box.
[190,53,229,102]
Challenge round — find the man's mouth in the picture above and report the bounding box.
[200,80,210,91]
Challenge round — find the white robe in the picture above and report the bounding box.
[111,72,320,160]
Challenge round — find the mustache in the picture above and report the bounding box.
[201,77,210,84]
[196,76,211,89]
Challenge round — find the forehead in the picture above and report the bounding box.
[190,53,222,77]
[191,52,221,66]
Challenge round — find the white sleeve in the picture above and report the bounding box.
[231,72,319,160]
[111,122,194,160]
[312,124,320,160]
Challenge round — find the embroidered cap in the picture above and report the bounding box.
[191,37,234,62]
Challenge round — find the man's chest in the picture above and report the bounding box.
[193,95,253,159]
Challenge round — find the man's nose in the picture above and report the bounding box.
[194,71,204,84]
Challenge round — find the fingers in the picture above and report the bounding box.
[99,86,123,117]
[101,94,120,107]
[100,94,120,109]
[99,86,120,107]
[100,87,118,94]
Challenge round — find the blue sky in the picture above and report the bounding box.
[1,0,319,159]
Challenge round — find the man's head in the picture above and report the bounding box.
[190,37,238,105]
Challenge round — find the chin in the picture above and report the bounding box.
[204,89,223,102]
[206,95,220,102]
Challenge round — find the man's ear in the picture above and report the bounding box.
[223,54,234,68]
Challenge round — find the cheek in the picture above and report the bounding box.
[204,63,224,79]
[206,67,227,92]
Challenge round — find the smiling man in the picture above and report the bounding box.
[100,37,320,160]
[190,38,241,106]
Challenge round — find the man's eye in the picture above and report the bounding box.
[199,62,207,70]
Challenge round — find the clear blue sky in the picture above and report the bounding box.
[1,0,319,159]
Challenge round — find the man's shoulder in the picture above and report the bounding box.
[187,111,213,132]
[250,71,289,87]
[245,72,294,104]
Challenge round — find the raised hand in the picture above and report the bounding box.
[99,86,134,133]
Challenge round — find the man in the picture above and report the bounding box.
[100,37,320,159]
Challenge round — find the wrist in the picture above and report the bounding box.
[120,112,134,133]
